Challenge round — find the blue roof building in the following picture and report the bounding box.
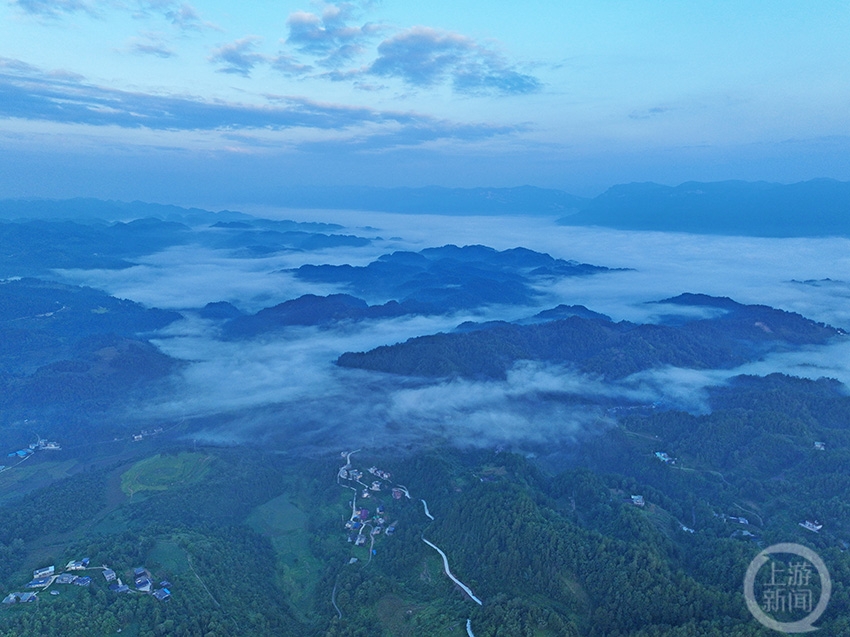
[27,578,51,588]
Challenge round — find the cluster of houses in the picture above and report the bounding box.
[368,466,392,481]
[714,513,750,525]
[2,559,171,606]
[338,457,404,551]
[344,504,398,545]
[711,512,760,540]
[132,427,164,442]
[4,437,61,464]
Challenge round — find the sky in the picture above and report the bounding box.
[1,1,850,204]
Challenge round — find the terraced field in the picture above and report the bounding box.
[120,452,212,497]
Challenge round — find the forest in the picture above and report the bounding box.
[0,371,847,636]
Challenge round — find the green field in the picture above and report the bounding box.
[246,495,324,621]
[0,458,80,505]
[147,537,191,577]
[246,494,307,536]
[120,452,212,497]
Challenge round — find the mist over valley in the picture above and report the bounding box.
[1,191,850,636]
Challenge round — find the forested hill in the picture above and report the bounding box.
[337,295,843,379]
[0,278,180,408]
[222,245,619,337]
[290,245,615,309]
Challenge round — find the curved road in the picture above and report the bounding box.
[421,499,434,520]
[421,537,483,605]
[331,577,343,619]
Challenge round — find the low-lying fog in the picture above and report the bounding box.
[57,211,850,450]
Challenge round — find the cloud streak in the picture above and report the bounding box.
[0,58,518,145]
[12,0,93,17]
[127,35,176,58]
[14,0,213,30]
[145,1,213,32]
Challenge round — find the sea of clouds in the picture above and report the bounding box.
[56,210,850,451]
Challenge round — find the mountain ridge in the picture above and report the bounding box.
[3,178,849,236]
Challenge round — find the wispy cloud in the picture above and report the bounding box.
[270,4,540,96]
[127,35,176,59]
[14,0,215,31]
[12,0,93,17]
[154,1,213,32]
[209,37,268,77]
[368,27,541,96]
[270,54,313,77]
[211,37,326,79]
[629,106,671,120]
[0,58,518,147]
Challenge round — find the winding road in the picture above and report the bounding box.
[334,450,484,634]
[421,537,483,605]
[421,499,434,520]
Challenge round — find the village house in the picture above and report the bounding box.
[26,578,51,589]
[3,592,37,604]
[33,566,54,579]
[135,577,153,593]
[654,451,675,464]
[65,559,89,571]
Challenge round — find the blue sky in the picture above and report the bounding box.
[1,0,849,204]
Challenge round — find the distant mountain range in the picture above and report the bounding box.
[230,185,589,215]
[560,179,850,236]
[3,178,848,236]
[272,179,849,236]
[0,209,362,277]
